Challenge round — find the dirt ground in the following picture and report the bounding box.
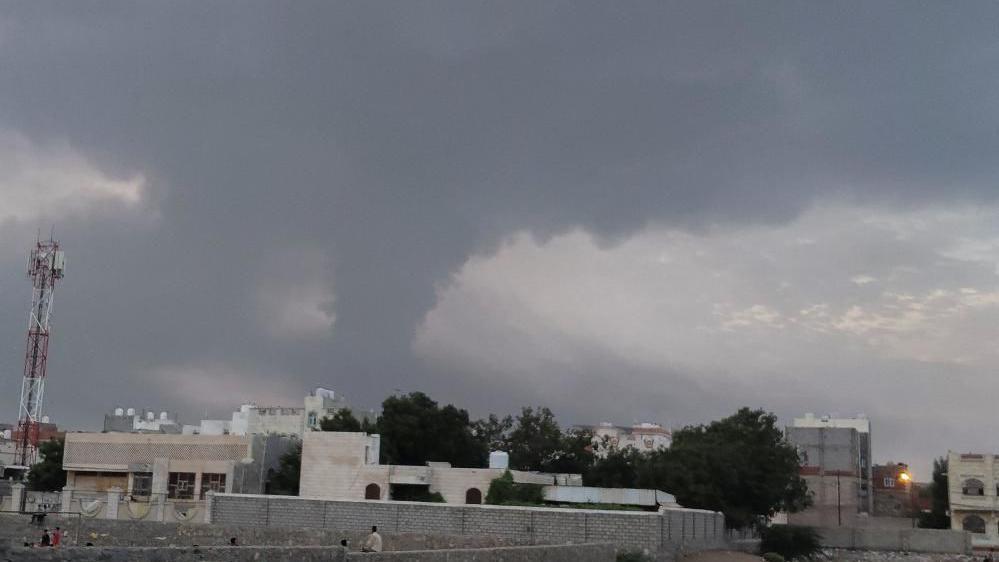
[682,551,763,562]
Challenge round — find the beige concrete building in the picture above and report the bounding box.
[947,451,999,545]
[63,432,294,500]
[300,432,583,505]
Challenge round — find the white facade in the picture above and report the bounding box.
[171,387,352,437]
[581,422,672,457]
[792,413,871,433]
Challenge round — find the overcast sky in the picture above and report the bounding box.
[2,2,999,476]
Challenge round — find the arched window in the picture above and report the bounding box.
[365,483,381,500]
[963,478,985,496]
[963,515,986,534]
[465,488,482,504]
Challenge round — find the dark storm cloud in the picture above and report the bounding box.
[1,1,998,470]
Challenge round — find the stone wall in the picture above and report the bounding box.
[211,492,728,556]
[816,526,971,554]
[0,545,347,562]
[0,543,617,562]
[0,513,523,551]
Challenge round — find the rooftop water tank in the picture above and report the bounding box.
[147,411,155,421]
[488,451,509,470]
[41,416,49,423]
[126,408,136,416]
[160,411,169,421]
[114,407,124,416]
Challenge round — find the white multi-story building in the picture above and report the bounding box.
[108,387,357,438]
[576,422,672,456]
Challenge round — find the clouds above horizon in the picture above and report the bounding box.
[2,2,999,475]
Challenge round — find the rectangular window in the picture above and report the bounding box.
[200,473,227,498]
[167,472,196,499]
[884,477,895,488]
[132,472,153,497]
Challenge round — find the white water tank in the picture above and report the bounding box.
[160,411,169,421]
[41,416,50,424]
[126,407,136,416]
[114,407,124,416]
[146,411,155,421]
[488,451,509,470]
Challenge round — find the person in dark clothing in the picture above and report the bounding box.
[340,539,349,547]
[230,537,238,546]
[40,529,50,547]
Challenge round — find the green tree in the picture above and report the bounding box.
[378,392,485,467]
[585,447,642,488]
[27,438,66,492]
[641,408,810,528]
[472,414,513,453]
[918,457,950,529]
[320,408,362,432]
[506,407,564,471]
[266,441,302,495]
[544,428,596,475]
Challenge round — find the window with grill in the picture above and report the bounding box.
[963,478,985,496]
[168,472,196,499]
[201,473,227,498]
[132,472,153,497]
[883,477,895,488]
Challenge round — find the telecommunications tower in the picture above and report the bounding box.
[14,238,65,468]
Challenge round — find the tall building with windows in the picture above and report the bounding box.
[786,414,872,526]
[947,451,999,546]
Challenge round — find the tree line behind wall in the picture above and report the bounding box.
[277,391,812,528]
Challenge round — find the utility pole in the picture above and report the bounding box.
[837,471,842,527]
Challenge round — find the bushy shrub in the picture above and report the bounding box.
[485,471,545,505]
[759,525,821,561]
[763,552,787,562]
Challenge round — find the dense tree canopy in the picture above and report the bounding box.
[319,408,363,432]
[27,438,66,492]
[378,392,485,467]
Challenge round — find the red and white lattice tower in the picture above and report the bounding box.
[14,238,65,468]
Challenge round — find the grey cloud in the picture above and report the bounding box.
[0,2,997,472]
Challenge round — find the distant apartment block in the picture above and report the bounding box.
[104,387,360,437]
[787,413,872,527]
[872,462,918,517]
[574,422,672,456]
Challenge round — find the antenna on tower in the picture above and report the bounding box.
[14,237,65,474]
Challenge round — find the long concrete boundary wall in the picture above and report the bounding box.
[346,543,617,562]
[818,527,972,554]
[0,514,519,551]
[0,543,616,562]
[0,545,347,562]
[211,493,727,555]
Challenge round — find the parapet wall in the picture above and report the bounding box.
[211,493,727,555]
[817,526,971,554]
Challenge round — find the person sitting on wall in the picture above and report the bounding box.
[361,526,382,553]
[230,537,238,546]
[40,529,50,547]
[340,539,349,548]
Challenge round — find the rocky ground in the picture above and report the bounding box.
[820,549,979,562]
